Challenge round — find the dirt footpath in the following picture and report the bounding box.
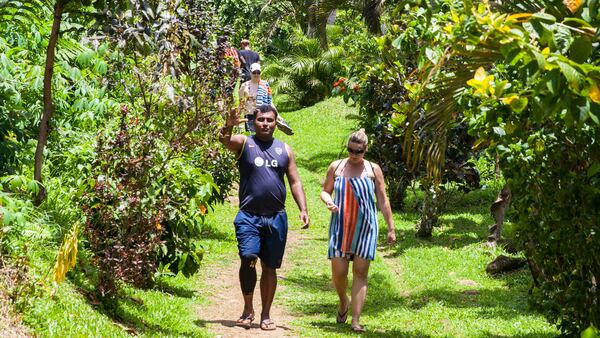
[196,228,302,337]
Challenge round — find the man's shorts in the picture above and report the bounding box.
[234,210,288,269]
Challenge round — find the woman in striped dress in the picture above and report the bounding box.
[320,129,396,332]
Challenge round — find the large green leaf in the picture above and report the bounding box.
[569,36,593,63]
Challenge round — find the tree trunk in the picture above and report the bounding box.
[416,182,440,238]
[306,3,319,38]
[487,184,511,243]
[34,0,66,203]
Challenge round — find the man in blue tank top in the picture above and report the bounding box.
[219,104,309,331]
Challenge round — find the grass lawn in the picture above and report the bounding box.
[21,97,557,337]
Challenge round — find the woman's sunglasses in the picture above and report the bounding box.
[252,70,261,74]
[347,147,365,155]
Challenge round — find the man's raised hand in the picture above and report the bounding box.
[225,107,243,127]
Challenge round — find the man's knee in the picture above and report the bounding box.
[241,254,258,267]
[239,255,258,295]
[260,261,277,274]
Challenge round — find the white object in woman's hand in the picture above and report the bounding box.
[326,201,339,213]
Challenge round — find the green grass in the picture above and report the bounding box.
[21,97,558,337]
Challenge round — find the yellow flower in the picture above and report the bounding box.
[467,67,495,95]
[501,95,519,104]
[589,83,600,103]
[564,0,583,14]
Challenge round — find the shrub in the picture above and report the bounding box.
[437,2,600,333]
[340,8,480,211]
[82,0,235,296]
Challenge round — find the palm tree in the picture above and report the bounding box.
[263,0,384,47]
[263,30,345,106]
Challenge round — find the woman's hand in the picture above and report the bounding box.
[325,200,339,213]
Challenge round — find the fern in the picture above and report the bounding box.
[0,0,52,27]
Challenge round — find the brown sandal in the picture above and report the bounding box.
[260,319,276,331]
[235,313,254,329]
[351,324,366,332]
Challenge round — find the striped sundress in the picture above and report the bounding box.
[328,161,379,261]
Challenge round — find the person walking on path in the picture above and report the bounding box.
[320,128,396,333]
[239,63,294,135]
[219,104,310,331]
[238,39,261,82]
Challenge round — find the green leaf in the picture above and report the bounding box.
[510,97,529,112]
[391,36,402,50]
[558,61,584,89]
[69,67,82,81]
[532,50,546,69]
[581,325,600,338]
[563,17,594,28]
[493,126,506,136]
[76,50,95,67]
[569,36,592,63]
[94,60,107,75]
[546,69,560,95]
[588,163,600,178]
[589,108,600,125]
[531,12,557,23]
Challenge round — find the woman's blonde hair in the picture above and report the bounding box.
[348,128,368,146]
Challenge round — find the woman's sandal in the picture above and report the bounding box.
[260,318,276,331]
[336,297,350,324]
[351,324,366,332]
[235,313,255,329]
[336,307,349,323]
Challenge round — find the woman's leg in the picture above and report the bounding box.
[351,257,370,328]
[331,257,350,316]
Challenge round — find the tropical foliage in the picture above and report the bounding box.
[264,28,345,107]
[341,5,481,222]
[1,0,237,301]
[79,0,235,296]
[0,0,597,335]
[396,0,600,333]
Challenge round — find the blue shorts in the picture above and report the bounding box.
[234,210,288,269]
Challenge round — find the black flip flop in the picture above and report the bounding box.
[336,307,349,323]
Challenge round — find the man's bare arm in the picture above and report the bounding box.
[285,144,309,228]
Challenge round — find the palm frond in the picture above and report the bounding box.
[362,0,384,34]
[284,56,318,76]
[404,45,502,183]
[262,63,289,79]
[322,45,345,60]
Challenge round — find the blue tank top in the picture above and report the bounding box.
[238,135,289,215]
